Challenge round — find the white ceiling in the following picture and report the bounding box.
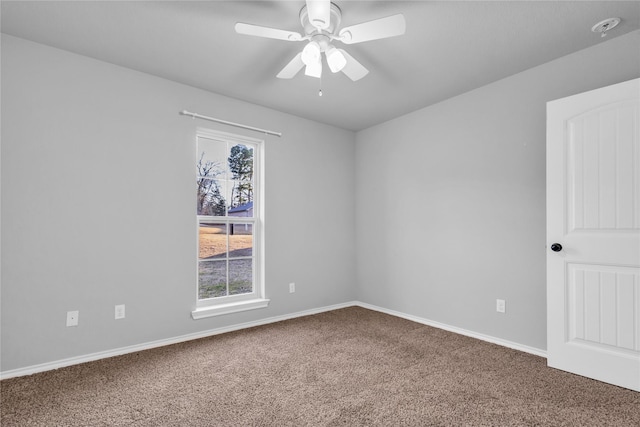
[2,1,639,131]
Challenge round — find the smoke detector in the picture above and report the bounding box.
[591,18,621,38]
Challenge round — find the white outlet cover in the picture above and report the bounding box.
[66,310,79,327]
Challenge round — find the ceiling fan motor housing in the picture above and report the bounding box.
[300,2,342,36]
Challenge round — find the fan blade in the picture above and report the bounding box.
[338,14,406,44]
[338,49,369,81]
[306,0,331,30]
[235,23,303,41]
[277,53,305,79]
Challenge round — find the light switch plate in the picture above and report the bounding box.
[115,304,125,320]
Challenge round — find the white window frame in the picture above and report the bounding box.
[191,128,268,319]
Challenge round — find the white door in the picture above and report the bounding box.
[547,78,640,392]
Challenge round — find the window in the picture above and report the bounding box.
[192,129,268,319]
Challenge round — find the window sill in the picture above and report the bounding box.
[191,298,270,320]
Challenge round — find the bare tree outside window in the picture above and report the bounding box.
[196,153,226,216]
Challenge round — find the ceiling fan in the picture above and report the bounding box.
[235,0,406,81]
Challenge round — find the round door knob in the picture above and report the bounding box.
[550,243,563,252]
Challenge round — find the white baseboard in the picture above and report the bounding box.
[0,301,356,380]
[355,302,547,358]
[0,300,545,379]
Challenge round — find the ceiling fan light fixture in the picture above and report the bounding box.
[325,46,346,73]
[301,41,321,66]
[304,59,322,78]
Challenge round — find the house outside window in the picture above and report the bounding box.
[192,128,268,319]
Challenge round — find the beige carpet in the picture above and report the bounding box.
[1,307,638,426]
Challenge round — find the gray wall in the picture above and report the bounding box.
[355,31,640,351]
[3,30,639,373]
[1,35,357,372]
